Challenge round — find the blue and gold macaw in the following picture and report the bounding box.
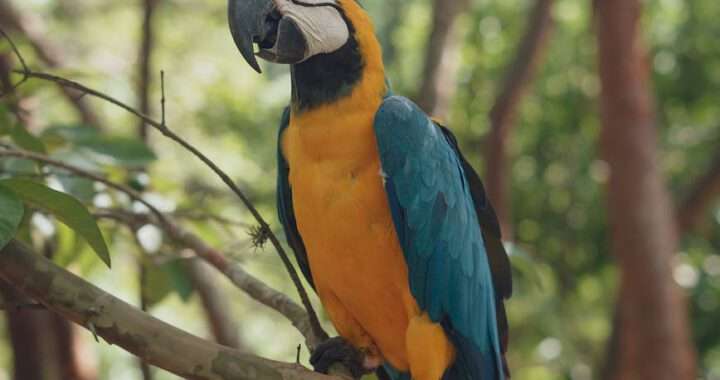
[228,1,512,379]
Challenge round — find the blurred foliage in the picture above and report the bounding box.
[0,0,718,379]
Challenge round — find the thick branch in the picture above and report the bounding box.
[485,0,554,239]
[676,151,720,234]
[0,1,101,127]
[0,240,335,380]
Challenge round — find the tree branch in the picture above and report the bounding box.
[484,0,554,239]
[0,240,337,380]
[0,147,324,349]
[0,29,327,343]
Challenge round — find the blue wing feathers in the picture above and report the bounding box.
[276,107,316,289]
[374,96,505,380]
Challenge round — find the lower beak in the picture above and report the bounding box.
[228,0,308,73]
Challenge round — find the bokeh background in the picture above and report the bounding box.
[0,0,719,379]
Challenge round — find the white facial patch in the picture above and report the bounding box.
[273,0,350,61]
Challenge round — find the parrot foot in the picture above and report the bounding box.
[310,337,379,378]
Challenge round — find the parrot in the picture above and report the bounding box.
[227,0,512,379]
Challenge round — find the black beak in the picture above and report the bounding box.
[228,0,308,73]
[228,0,273,73]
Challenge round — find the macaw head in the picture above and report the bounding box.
[228,0,379,71]
[228,0,385,111]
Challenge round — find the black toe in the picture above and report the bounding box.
[310,337,367,378]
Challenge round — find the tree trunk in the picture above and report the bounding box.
[2,282,55,380]
[186,259,244,349]
[595,1,697,379]
[484,0,554,239]
[416,0,470,119]
[136,0,159,140]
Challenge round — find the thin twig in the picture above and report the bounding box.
[1,32,326,341]
[0,27,28,96]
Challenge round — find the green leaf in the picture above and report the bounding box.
[10,125,47,154]
[43,126,156,167]
[0,158,39,178]
[0,179,111,267]
[165,260,194,302]
[0,184,24,249]
[142,259,194,307]
[81,136,157,167]
[0,105,12,136]
[54,174,96,203]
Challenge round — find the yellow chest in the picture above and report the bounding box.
[282,108,418,369]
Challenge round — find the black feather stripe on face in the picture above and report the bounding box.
[289,3,364,113]
[289,0,343,12]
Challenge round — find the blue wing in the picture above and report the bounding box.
[374,96,508,380]
[277,107,315,288]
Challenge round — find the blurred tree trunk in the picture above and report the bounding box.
[135,1,159,376]
[416,0,470,119]
[186,260,243,349]
[1,282,97,380]
[51,316,98,380]
[485,0,553,239]
[595,1,697,379]
[137,0,159,140]
[0,0,101,128]
[2,282,54,380]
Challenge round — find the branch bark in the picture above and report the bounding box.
[0,240,337,380]
[416,0,470,119]
[595,0,697,378]
[0,0,101,127]
[485,0,554,239]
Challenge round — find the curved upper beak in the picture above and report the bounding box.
[228,0,308,73]
[228,0,274,73]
